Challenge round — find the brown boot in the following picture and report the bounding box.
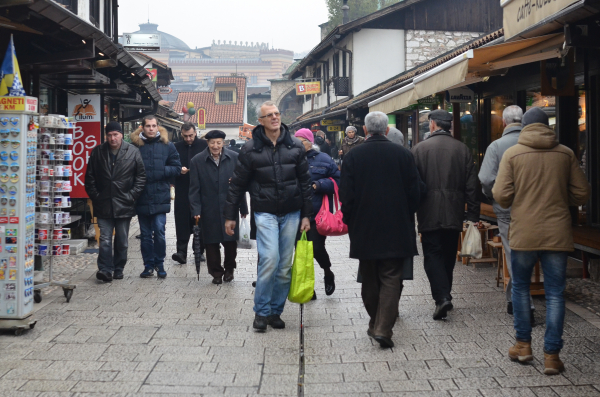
[544,353,565,375]
[508,340,533,363]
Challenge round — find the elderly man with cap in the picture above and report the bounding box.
[85,121,147,282]
[412,109,479,320]
[189,130,248,284]
[494,107,590,375]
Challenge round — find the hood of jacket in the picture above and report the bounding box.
[502,123,522,137]
[251,123,296,151]
[130,126,170,147]
[518,123,558,150]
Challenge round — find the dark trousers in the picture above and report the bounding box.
[296,220,332,270]
[421,229,460,305]
[205,241,237,278]
[175,215,204,256]
[97,217,131,273]
[360,259,403,339]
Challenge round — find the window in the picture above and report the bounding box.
[333,53,339,78]
[342,51,347,78]
[189,76,196,82]
[219,90,234,102]
[89,0,100,28]
[250,76,257,84]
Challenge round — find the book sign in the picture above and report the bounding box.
[296,82,321,95]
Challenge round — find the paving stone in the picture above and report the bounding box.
[19,380,77,392]
[303,381,382,393]
[380,379,432,392]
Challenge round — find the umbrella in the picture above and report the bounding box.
[193,218,202,280]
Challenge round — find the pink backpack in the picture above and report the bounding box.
[315,178,348,236]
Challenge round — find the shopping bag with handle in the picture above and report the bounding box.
[288,231,315,304]
[461,222,482,259]
[237,218,252,249]
[315,178,348,236]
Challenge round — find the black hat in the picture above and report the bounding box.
[105,121,122,135]
[205,130,226,140]
[522,107,549,127]
[428,109,453,122]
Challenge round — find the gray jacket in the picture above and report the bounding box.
[478,123,521,220]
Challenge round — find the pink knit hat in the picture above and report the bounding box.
[295,128,314,143]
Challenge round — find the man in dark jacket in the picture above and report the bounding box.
[340,111,421,348]
[412,109,479,320]
[130,115,181,279]
[85,121,146,282]
[172,122,207,265]
[189,130,248,284]
[224,101,312,332]
[479,105,535,319]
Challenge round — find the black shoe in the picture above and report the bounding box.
[311,290,317,300]
[267,314,285,329]
[253,314,267,331]
[172,252,186,264]
[252,281,256,288]
[113,270,124,280]
[507,302,513,315]
[433,300,453,320]
[530,309,536,327]
[212,276,222,285]
[199,254,206,262]
[374,335,394,348]
[96,270,113,283]
[223,269,234,282]
[324,272,335,296]
[140,267,154,278]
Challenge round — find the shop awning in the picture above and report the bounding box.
[368,33,565,113]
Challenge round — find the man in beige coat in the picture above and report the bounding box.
[493,107,590,375]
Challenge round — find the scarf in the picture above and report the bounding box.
[140,131,161,141]
[344,134,360,145]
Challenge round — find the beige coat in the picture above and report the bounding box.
[493,123,590,251]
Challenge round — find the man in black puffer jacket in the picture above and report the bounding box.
[85,121,146,282]
[224,101,312,332]
[130,115,181,279]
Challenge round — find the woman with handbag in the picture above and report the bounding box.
[295,129,340,297]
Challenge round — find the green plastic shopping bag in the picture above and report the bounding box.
[288,231,315,304]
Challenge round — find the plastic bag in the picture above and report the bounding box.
[462,222,482,259]
[170,186,175,200]
[288,231,315,304]
[237,218,252,249]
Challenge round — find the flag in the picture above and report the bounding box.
[0,35,26,97]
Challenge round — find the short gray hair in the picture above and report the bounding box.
[387,127,404,146]
[364,111,388,135]
[345,126,357,133]
[503,105,523,125]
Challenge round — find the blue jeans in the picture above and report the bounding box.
[97,217,131,273]
[512,250,568,353]
[254,211,300,317]
[138,213,167,269]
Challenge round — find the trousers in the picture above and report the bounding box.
[97,217,131,273]
[498,218,534,309]
[421,229,460,304]
[205,241,237,278]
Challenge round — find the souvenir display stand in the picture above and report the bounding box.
[33,113,76,304]
[0,96,38,334]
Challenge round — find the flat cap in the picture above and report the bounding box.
[205,130,226,140]
[428,109,453,122]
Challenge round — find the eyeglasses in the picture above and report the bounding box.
[259,112,281,119]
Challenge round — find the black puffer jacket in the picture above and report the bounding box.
[224,124,312,220]
[412,130,479,232]
[85,141,146,219]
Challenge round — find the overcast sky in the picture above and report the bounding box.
[118,0,329,55]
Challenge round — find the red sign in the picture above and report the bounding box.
[9,217,18,224]
[197,108,206,129]
[146,68,158,82]
[70,123,101,198]
[0,217,8,224]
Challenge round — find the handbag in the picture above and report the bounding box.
[315,178,348,236]
[288,231,315,304]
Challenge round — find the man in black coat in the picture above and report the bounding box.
[85,121,146,282]
[412,109,480,320]
[189,130,248,284]
[172,123,208,264]
[340,111,421,349]
[224,101,312,332]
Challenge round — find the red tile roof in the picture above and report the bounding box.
[174,77,246,125]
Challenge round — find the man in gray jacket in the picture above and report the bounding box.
[479,105,535,322]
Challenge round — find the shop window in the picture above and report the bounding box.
[490,95,514,142]
[526,92,556,131]
[460,101,479,169]
[578,89,587,174]
[219,90,234,102]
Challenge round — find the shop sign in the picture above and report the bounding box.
[417,95,441,106]
[68,94,101,198]
[446,88,475,103]
[146,69,157,82]
[122,33,161,51]
[502,0,580,40]
[327,125,342,132]
[197,108,206,130]
[321,119,344,126]
[158,86,173,95]
[0,97,37,112]
[296,82,321,95]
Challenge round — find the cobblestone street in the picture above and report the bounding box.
[2,212,600,396]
